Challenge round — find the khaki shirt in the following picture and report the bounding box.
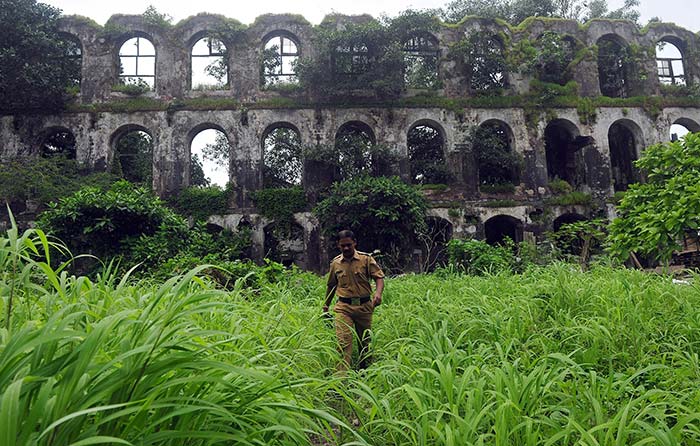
[327,251,385,298]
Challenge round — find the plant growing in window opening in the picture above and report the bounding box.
[455,32,508,95]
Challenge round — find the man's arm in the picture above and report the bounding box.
[323,285,336,314]
[372,277,384,307]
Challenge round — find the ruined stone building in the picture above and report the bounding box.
[1,11,699,270]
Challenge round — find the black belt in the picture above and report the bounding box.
[338,296,371,305]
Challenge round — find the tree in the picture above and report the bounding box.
[314,176,427,269]
[0,0,81,112]
[608,133,700,264]
[440,0,640,24]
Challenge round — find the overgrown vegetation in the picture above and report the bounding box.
[609,132,700,264]
[7,219,700,445]
[315,176,427,269]
[252,187,307,234]
[0,0,82,112]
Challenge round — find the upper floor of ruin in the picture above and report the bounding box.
[53,12,700,106]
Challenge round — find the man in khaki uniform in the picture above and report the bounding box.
[323,229,385,372]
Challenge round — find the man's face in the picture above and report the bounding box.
[337,237,356,259]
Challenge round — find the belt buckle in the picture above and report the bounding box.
[351,297,361,305]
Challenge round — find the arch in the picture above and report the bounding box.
[118,35,156,89]
[403,32,440,89]
[545,119,588,187]
[407,120,448,184]
[110,124,154,185]
[474,119,518,189]
[58,32,83,89]
[190,35,227,90]
[39,127,76,159]
[261,122,303,187]
[597,34,631,98]
[261,31,301,87]
[189,125,231,187]
[553,213,586,232]
[467,33,507,92]
[263,221,305,267]
[535,32,577,85]
[335,121,377,179]
[484,215,523,245]
[671,118,700,141]
[608,119,643,192]
[656,37,686,86]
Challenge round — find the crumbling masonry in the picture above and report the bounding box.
[2,12,699,271]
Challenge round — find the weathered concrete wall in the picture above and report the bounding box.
[3,12,700,271]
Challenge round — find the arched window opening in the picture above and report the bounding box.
[403,34,439,90]
[670,118,700,141]
[485,215,523,246]
[467,33,506,93]
[334,43,369,76]
[408,123,449,184]
[41,129,76,159]
[608,121,639,192]
[474,121,519,190]
[113,129,153,185]
[264,222,305,267]
[420,217,453,271]
[59,35,82,89]
[191,37,227,90]
[545,120,590,188]
[657,39,686,86]
[335,121,377,179]
[262,34,300,87]
[598,36,630,98]
[119,37,156,89]
[262,125,302,188]
[191,128,230,188]
[535,32,576,85]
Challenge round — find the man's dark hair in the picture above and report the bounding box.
[337,229,356,241]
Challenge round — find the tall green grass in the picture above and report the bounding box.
[3,218,700,445]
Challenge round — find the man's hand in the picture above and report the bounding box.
[322,305,332,319]
[372,293,382,307]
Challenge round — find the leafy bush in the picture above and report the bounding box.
[252,187,307,234]
[0,156,117,205]
[609,132,700,263]
[37,180,184,259]
[314,176,427,268]
[545,191,592,206]
[548,178,573,195]
[111,78,152,95]
[446,238,514,275]
[171,185,231,222]
[480,182,516,194]
[37,181,250,273]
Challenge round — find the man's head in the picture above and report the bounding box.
[337,229,357,259]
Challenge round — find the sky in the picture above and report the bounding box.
[44,0,699,31]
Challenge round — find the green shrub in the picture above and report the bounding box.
[446,238,514,275]
[545,191,592,206]
[480,182,516,194]
[548,178,573,195]
[315,176,426,269]
[0,156,117,205]
[171,185,231,222]
[252,187,307,233]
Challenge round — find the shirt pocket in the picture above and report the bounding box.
[336,270,349,287]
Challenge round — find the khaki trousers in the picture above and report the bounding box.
[333,300,374,372]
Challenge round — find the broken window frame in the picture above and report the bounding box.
[402,33,440,89]
[262,34,300,85]
[656,40,686,86]
[190,37,228,90]
[118,36,156,90]
[333,43,370,76]
[597,36,629,98]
